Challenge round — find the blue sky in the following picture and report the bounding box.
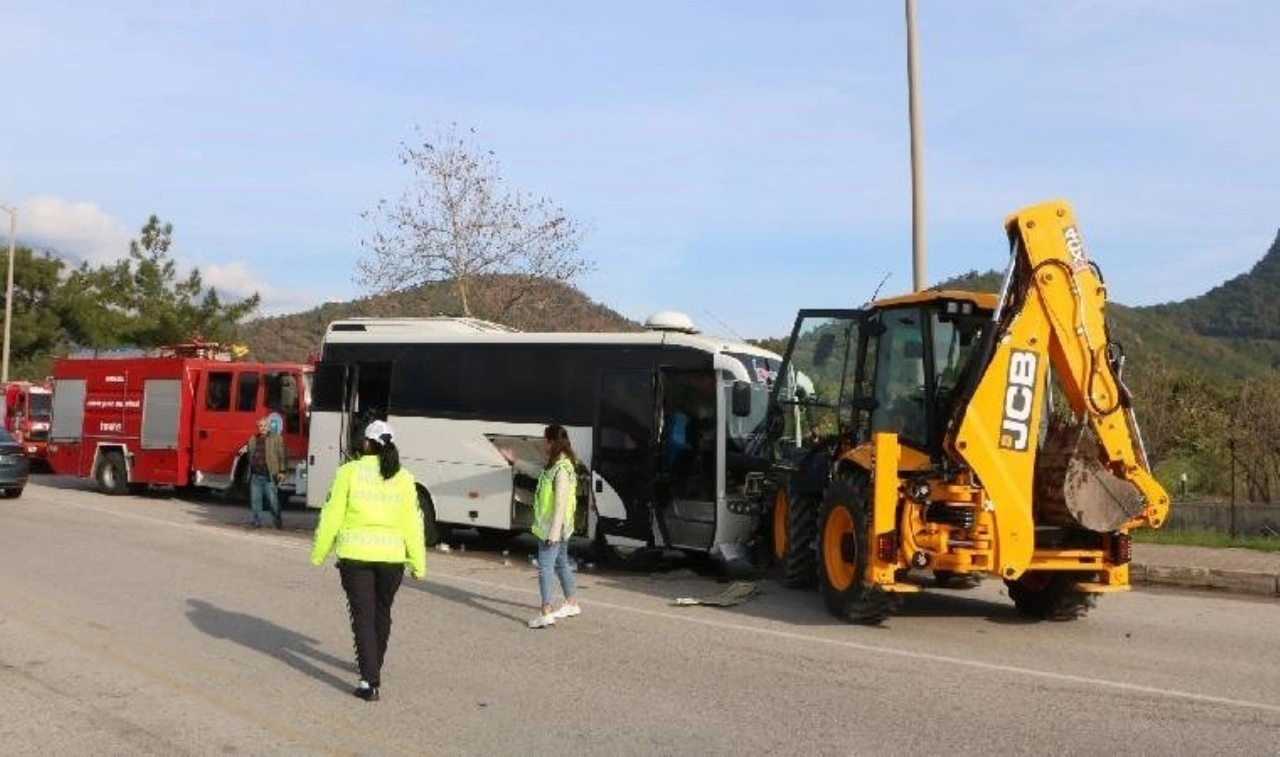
[3,0,1278,338]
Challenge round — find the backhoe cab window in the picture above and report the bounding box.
[932,314,984,398]
[871,310,928,446]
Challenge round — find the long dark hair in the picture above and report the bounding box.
[365,436,401,480]
[544,424,577,468]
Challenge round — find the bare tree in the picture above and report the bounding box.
[359,124,591,319]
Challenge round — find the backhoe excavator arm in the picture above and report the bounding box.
[952,200,1170,580]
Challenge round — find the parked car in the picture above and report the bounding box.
[0,428,30,498]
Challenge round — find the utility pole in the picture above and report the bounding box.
[1,205,15,384]
[906,0,926,292]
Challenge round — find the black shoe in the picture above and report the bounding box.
[353,684,380,702]
[274,518,283,530]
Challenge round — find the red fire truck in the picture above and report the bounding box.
[1,380,54,463]
[47,342,312,499]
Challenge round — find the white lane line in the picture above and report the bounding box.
[44,491,1280,717]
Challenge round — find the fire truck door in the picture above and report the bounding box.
[193,368,255,485]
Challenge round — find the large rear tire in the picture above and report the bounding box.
[772,486,818,588]
[95,452,129,496]
[1006,571,1097,621]
[817,476,896,625]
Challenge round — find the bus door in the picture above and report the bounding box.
[655,367,718,550]
[592,370,658,544]
[307,361,352,508]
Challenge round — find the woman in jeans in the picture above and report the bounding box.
[527,424,582,629]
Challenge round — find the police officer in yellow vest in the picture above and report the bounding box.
[310,420,425,701]
[527,424,582,629]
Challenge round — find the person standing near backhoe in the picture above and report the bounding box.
[310,420,426,702]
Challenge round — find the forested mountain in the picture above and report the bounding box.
[236,275,639,362]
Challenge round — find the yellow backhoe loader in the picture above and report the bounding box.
[764,199,1169,623]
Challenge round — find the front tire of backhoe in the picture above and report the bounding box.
[1006,571,1097,621]
[817,477,895,625]
[773,487,818,589]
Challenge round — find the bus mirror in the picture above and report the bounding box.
[731,381,752,417]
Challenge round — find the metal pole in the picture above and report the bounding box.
[1228,438,1237,540]
[906,0,926,292]
[1,207,15,384]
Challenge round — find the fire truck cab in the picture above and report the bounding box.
[47,343,312,499]
[1,380,54,463]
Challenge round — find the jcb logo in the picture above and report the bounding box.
[1064,225,1089,272]
[999,350,1038,451]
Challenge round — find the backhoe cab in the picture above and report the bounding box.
[765,199,1170,624]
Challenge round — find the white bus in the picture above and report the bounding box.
[304,312,782,566]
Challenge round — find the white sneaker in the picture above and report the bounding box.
[527,613,556,629]
[552,604,581,619]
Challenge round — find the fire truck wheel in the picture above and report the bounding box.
[95,451,129,496]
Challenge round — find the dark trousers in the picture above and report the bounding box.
[338,559,404,688]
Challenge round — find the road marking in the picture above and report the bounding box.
[43,489,1280,717]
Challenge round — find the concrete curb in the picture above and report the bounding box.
[1131,563,1280,597]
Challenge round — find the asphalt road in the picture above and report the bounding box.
[2,479,1279,756]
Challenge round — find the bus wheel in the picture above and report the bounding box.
[417,486,450,547]
[95,452,129,496]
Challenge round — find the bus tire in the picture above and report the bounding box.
[95,451,129,496]
[417,486,450,547]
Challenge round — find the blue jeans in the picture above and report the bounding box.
[537,541,576,608]
[249,472,280,524]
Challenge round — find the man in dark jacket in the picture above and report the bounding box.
[246,416,288,529]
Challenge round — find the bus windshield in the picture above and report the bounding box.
[724,352,778,456]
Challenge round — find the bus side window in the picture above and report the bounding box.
[206,372,233,412]
[236,372,261,413]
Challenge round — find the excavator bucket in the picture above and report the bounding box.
[1034,415,1146,532]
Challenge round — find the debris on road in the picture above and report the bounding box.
[673,581,760,607]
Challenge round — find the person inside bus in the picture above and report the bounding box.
[245,416,287,529]
[310,420,426,701]
[528,424,583,629]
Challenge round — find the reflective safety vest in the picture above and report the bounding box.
[310,456,427,578]
[531,455,578,541]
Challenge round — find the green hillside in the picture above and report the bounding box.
[929,249,1280,381]
[237,236,1280,381]
[236,275,639,362]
